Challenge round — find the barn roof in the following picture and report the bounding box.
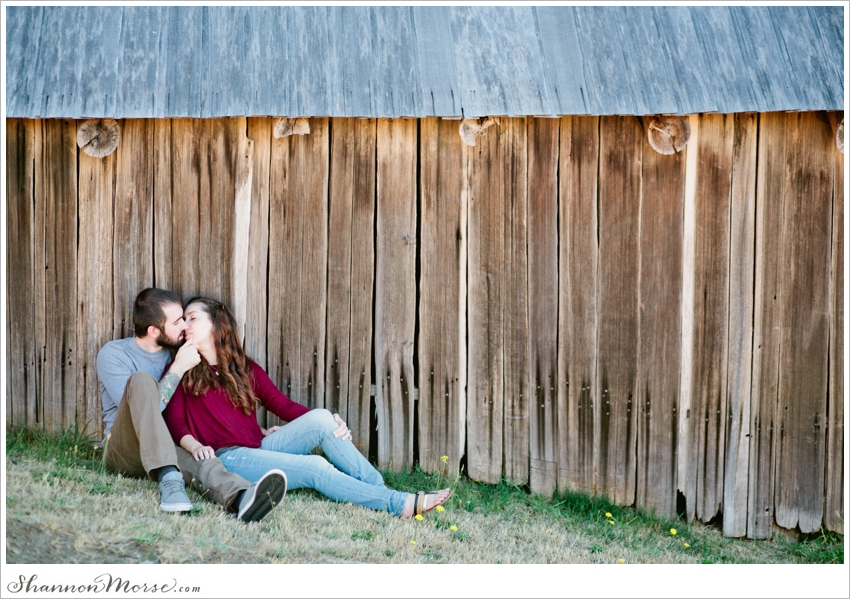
[5,5,844,119]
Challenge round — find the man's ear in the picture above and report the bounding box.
[146,325,161,340]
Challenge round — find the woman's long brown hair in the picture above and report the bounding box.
[181,296,258,414]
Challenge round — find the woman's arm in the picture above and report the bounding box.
[251,362,311,422]
[179,434,215,461]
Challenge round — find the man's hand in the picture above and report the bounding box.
[263,426,282,437]
[170,342,201,377]
[332,413,352,441]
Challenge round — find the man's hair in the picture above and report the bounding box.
[133,288,181,337]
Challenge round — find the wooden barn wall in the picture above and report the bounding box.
[5,113,843,538]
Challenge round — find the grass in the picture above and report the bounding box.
[4,424,844,565]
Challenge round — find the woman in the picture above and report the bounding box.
[163,296,450,518]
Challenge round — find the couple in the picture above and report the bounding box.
[97,288,449,523]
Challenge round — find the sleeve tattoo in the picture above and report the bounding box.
[159,371,182,405]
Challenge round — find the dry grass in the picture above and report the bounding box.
[5,448,841,566]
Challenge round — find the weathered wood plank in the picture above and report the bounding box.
[723,112,758,536]
[152,119,173,290]
[467,119,505,483]
[347,119,376,455]
[246,117,271,427]
[418,117,466,475]
[557,116,598,494]
[6,119,38,427]
[683,114,733,522]
[528,117,560,496]
[325,117,377,456]
[468,119,500,483]
[825,141,844,534]
[169,119,201,302]
[113,120,154,340]
[774,112,832,533]
[77,147,115,436]
[375,118,417,471]
[268,118,329,420]
[635,123,685,519]
[36,119,78,429]
[199,118,228,305]
[596,116,641,505]
[231,119,254,344]
[501,118,530,485]
[748,112,786,539]
[325,118,355,419]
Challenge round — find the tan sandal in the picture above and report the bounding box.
[413,490,449,516]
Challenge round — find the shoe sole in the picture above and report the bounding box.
[160,502,193,512]
[239,472,287,522]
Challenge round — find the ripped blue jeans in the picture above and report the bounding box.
[219,409,407,516]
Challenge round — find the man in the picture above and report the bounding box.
[97,287,286,521]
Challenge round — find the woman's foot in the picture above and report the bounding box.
[401,488,451,519]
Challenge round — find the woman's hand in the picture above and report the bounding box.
[332,413,352,441]
[263,426,281,437]
[192,445,215,461]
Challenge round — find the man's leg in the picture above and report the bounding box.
[175,447,250,512]
[104,372,177,478]
[103,372,191,512]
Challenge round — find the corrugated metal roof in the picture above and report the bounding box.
[5,5,844,118]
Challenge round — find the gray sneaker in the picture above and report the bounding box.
[237,469,287,522]
[159,471,193,512]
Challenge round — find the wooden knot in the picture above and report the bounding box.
[837,118,844,154]
[274,118,310,139]
[647,116,690,155]
[76,119,120,158]
[459,117,498,146]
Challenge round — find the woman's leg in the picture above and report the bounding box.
[261,409,385,487]
[219,446,408,516]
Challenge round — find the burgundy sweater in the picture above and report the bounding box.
[163,361,311,451]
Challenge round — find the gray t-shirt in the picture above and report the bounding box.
[97,337,171,437]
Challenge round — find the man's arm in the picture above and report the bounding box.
[158,342,201,410]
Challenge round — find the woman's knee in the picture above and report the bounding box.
[307,408,337,432]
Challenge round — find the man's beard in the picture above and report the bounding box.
[155,327,185,351]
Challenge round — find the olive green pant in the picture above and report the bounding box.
[103,371,250,512]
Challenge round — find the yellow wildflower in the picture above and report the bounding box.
[684,543,690,549]
[619,559,624,563]
[441,455,449,463]
[669,528,677,536]
[410,540,416,545]
[450,525,458,532]
[608,520,615,525]
[414,514,424,521]
[435,505,444,512]
[605,512,612,518]
[546,529,551,533]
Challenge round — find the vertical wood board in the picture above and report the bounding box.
[36,119,78,429]
[6,119,38,427]
[418,118,466,474]
[684,114,733,522]
[774,112,832,533]
[500,118,531,485]
[748,112,786,539]
[77,150,115,436]
[636,130,686,519]
[347,119,377,455]
[152,119,174,290]
[113,119,154,340]
[557,116,599,494]
[527,117,560,496]
[825,147,844,534]
[375,118,418,471]
[723,113,758,536]
[596,115,642,505]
